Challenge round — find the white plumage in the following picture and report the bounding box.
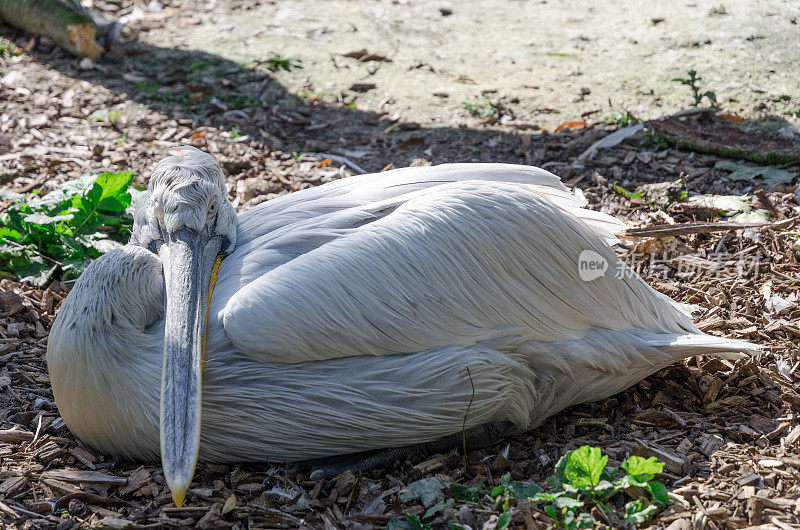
[48,150,757,471]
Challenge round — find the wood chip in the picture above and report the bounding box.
[0,428,34,443]
[41,469,127,485]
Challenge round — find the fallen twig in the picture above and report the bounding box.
[623,217,799,238]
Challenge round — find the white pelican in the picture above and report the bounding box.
[47,147,757,505]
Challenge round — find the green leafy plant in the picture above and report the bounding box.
[388,473,541,529]
[462,99,506,120]
[0,38,21,57]
[463,101,481,117]
[386,447,668,529]
[229,125,242,139]
[90,110,121,124]
[612,185,643,199]
[530,446,669,528]
[263,54,302,72]
[672,70,717,106]
[0,172,138,284]
[643,131,670,149]
[707,4,727,16]
[291,151,305,162]
[610,111,637,128]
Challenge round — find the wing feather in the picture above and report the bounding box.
[221,178,691,364]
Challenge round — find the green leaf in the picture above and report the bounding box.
[399,478,446,508]
[95,213,124,227]
[0,227,22,241]
[509,481,542,500]
[621,455,663,481]
[563,446,607,489]
[0,243,26,257]
[61,258,92,279]
[449,483,483,502]
[543,504,558,519]
[422,498,454,520]
[646,481,669,506]
[22,213,74,225]
[1,171,136,284]
[20,263,58,287]
[89,171,134,212]
[623,501,658,525]
[529,491,557,504]
[553,496,584,510]
[564,510,595,529]
[70,194,93,215]
[496,511,512,529]
[29,174,96,210]
[76,233,124,254]
[551,454,568,487]
[575,512,596,528]
[592,479,615,496]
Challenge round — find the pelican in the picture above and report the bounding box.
[47,147,757,505]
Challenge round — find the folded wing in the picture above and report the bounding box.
[218,165,695,364]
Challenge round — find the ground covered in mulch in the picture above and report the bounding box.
[2,6,800,529]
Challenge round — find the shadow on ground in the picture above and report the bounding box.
[22,34,598,175]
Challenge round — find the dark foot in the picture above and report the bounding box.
[295,422,514,479]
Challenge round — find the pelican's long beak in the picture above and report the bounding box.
[160,227,219,507]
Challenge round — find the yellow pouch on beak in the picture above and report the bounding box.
[203,254,224,364]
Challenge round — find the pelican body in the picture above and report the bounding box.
[47,148,756,503]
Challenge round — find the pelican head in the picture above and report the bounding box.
[132,147,236,505]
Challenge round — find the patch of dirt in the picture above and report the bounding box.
[1,1,800,528]
[147,0,800,131]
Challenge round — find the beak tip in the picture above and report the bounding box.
[170,483,188,507]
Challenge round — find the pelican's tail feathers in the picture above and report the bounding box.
[652,332,763,361]
[508,328,761,427]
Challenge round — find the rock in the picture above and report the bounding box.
[349,82,377,92]
[29,114,49,127]
[1,71,23,87]
[78,58,94,70]
[635,180,685,210]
